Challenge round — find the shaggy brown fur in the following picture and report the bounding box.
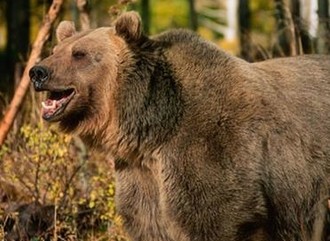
[30,11,330,241]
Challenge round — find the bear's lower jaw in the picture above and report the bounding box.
[42,89,75,121]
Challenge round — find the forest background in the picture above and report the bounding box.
[0,0,329,240]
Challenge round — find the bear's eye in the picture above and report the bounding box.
[72,50,87,59]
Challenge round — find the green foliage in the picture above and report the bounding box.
[0,123,128,240]
[1,123,72,202]
[151,0,189,33]
[250,1,275,34]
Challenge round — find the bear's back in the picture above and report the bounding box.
[156,30,330,139]
[252,55,330,141]
[155,30,330,170]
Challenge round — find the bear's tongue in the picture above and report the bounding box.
[42,98,67,118]
[41,90,74,119]
[42,99,60,117]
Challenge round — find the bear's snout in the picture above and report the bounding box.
[29,65,50,91]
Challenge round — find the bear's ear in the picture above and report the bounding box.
[114,11,142,42]
[56,21,76,42]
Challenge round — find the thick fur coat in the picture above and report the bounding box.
[29,11,330,241]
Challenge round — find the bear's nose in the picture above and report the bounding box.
[29,66,50,91]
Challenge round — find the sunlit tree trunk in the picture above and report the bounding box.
[300,0,318,37]
[225,0,238,40]
[290,0,313,53]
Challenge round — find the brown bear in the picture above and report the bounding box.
[29,11,330,241]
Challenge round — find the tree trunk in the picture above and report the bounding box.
[141,0,150,34]
[316,0,330,54]
[290,0,313,54]
[238,0,253,61]
[3,0,30,97]
[188,0,198,31]
[274,0,298,56]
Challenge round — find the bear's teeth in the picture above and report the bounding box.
[42,100,57,109]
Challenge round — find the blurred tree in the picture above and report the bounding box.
[0,0,5,109]
[141,0,150,34]
[316,0,330,53]
[3,0,30,97]
[238,0,252,61]
[188,0,198,31]
[290,0,313,53]
[76,0,91,30]
[274,0,298,56]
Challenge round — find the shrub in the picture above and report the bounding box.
[0,123,128,241]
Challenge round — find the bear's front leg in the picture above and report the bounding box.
[114,158,174,241]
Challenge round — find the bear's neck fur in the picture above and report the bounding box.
[112,38,184,161]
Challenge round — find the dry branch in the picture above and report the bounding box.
[0,0,64,146]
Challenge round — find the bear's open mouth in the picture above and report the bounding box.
[42,88,75,120]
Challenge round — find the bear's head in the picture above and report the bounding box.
[30,11,184,157]
[29,12,144,135]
